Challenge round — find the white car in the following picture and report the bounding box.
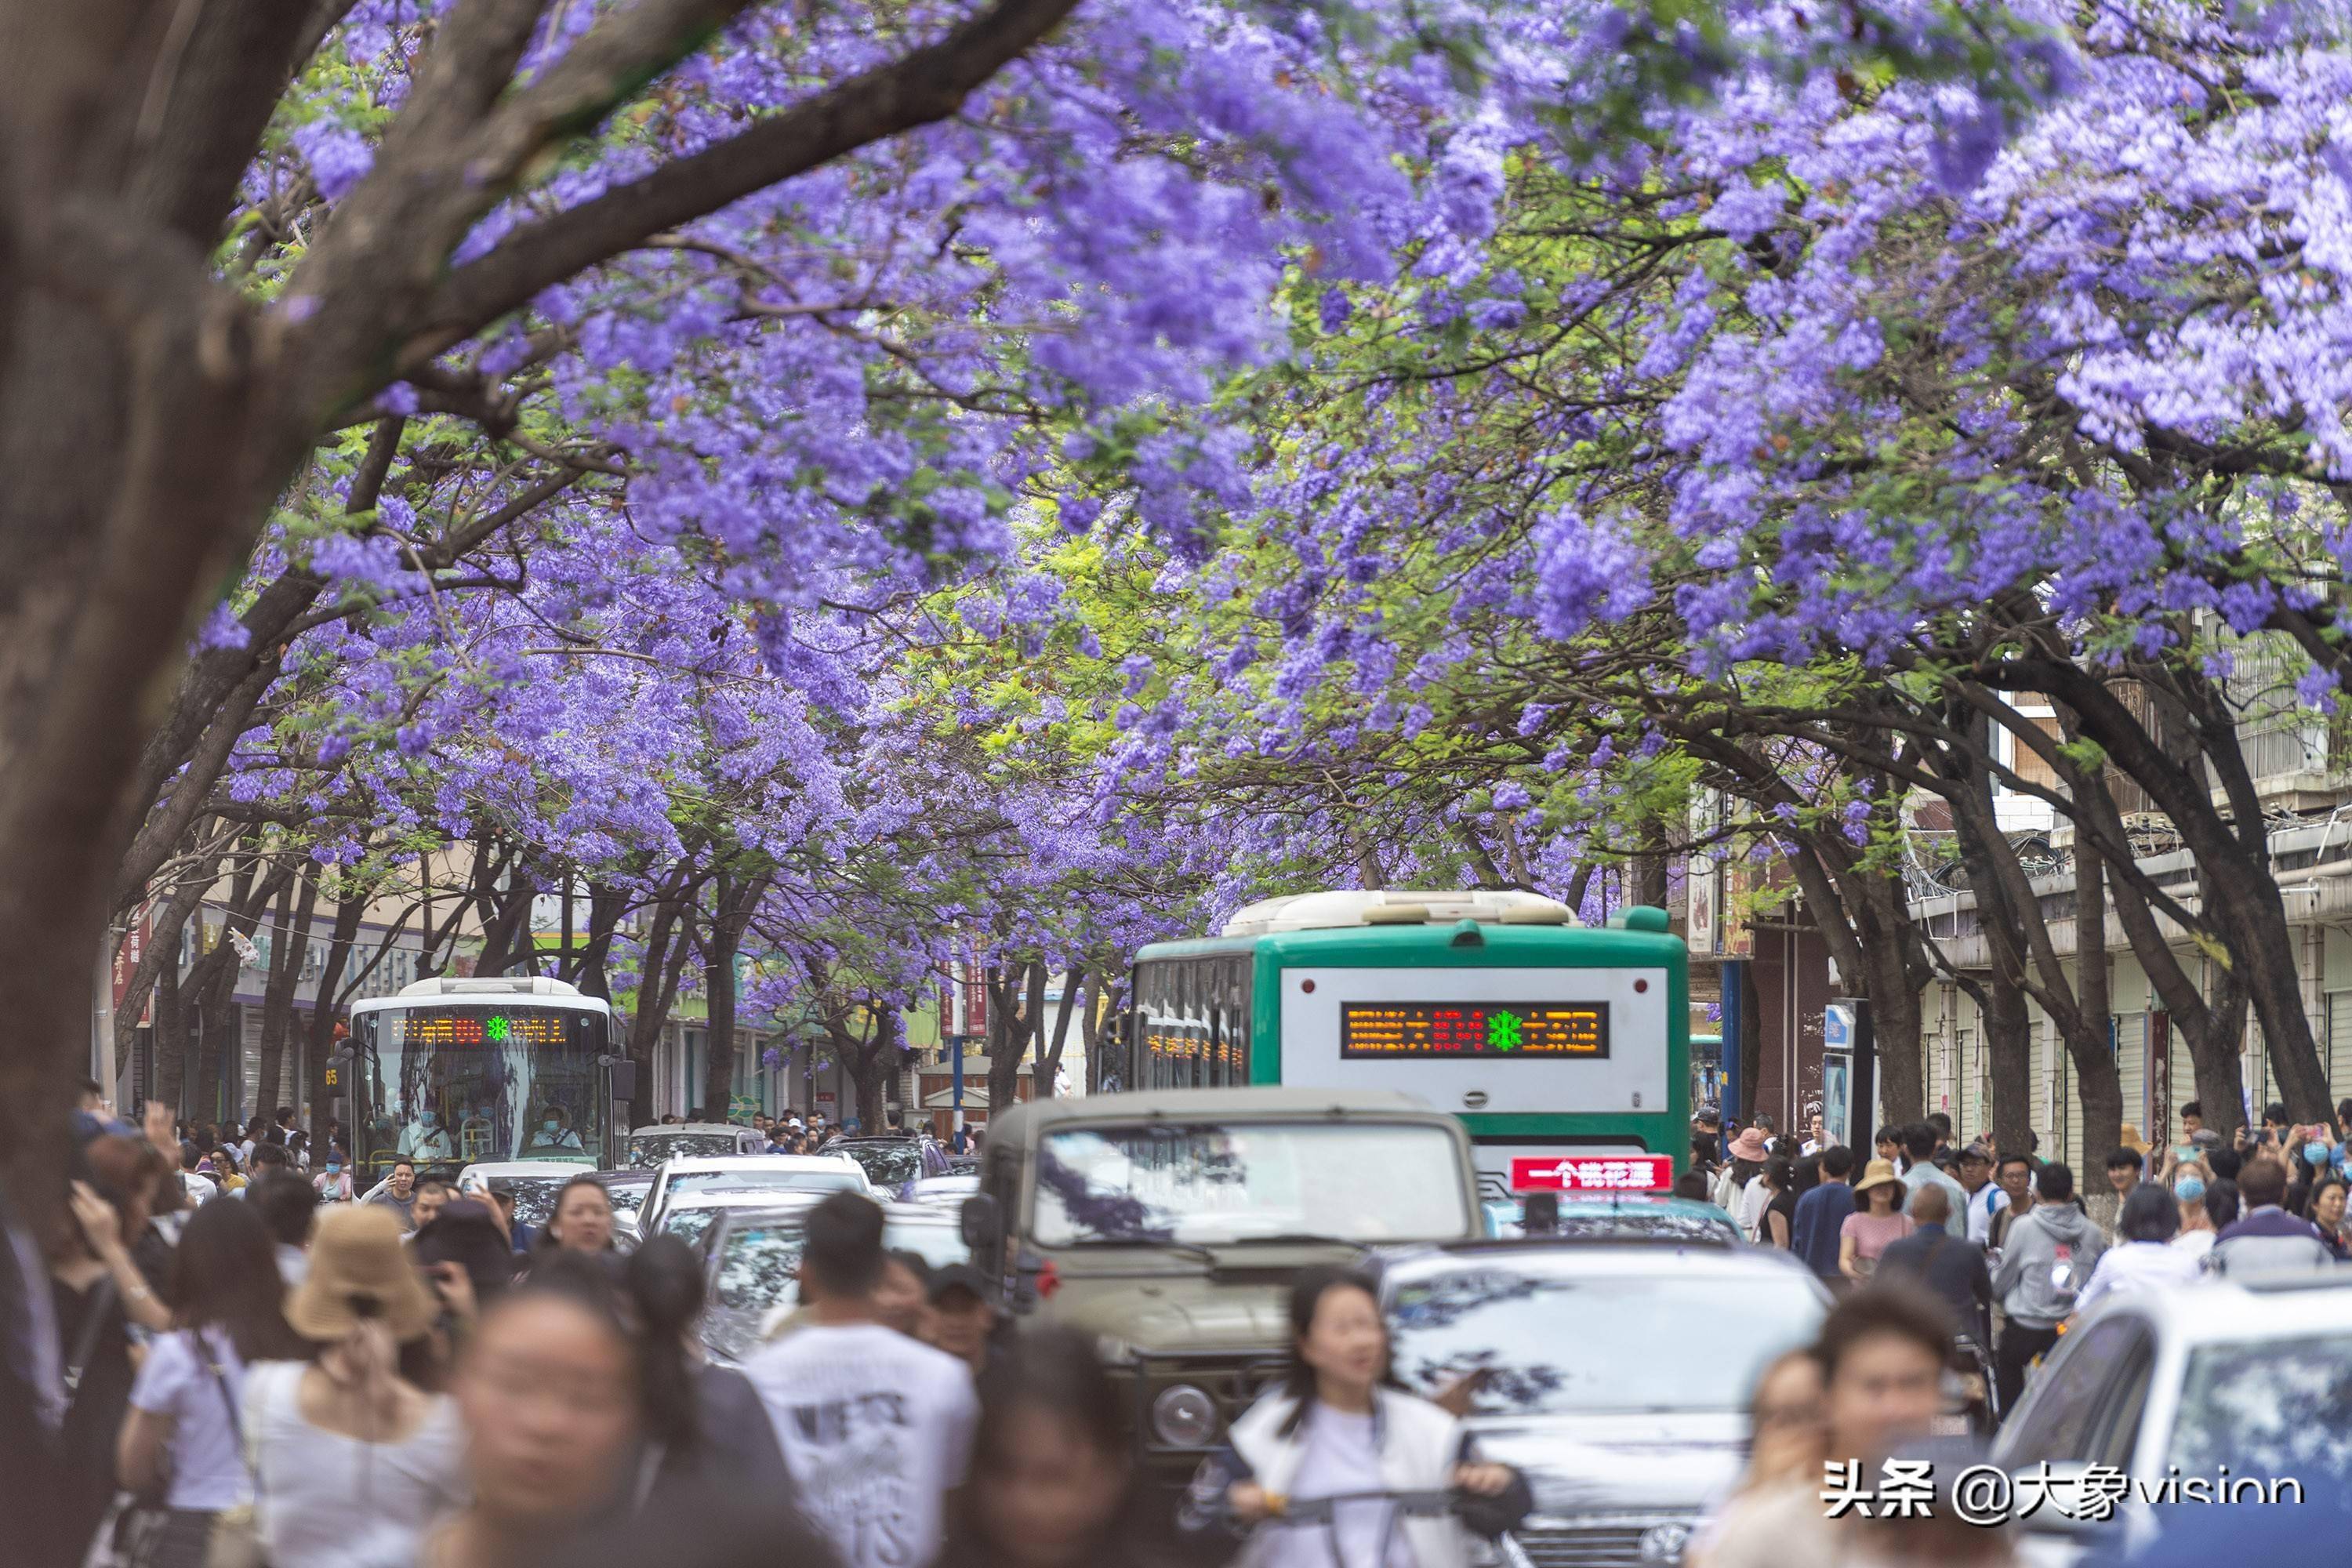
[637,1153,873,1236]
[898,1174,981,1209]
[622,1122,769,1168]
[643,1188,829,1250]
[1993,1273,2352,1566]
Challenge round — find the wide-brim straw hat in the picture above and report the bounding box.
[1853,1158,1904,1196]
[286,1203,437,1343]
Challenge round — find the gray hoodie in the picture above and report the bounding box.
[1991,1201,2106,1329]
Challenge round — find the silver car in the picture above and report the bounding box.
[1376,1240,1830,1568]
[1992,1272,2352,1567]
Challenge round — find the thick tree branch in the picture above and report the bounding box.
[405,0,1083,364]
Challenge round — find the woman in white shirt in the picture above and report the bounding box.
[1179,1267,1530,1568]
[246,1205,466,1568]
[2074,1185,2203,1312]
[118,1196,307,1568]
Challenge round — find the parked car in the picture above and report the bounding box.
[587,1168,655,1243]
[898,1174,981,1208]
[622,1122,767,1169]
[1991,1273,2352,1567]
[820,1134,939,1192]
[1373,1239,1829,1568]
[635,1152,873,1236]
[695,1199,970,1364]
[1482,1194,1744,1246]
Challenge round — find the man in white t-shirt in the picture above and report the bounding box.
[743,1192,978,1568]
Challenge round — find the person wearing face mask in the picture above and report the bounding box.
[310,1151,354,1203]
[2169,1167,2218,1260]
[522,1105,585,1156]
[399,1105,456,1163]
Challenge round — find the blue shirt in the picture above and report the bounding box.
[1792,1181,1856,1279]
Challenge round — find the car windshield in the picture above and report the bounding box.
[831,1142,924,1186]
[357,1004,606,1174]
[626,1132,742,1168]
[657,1206,736,1247]
[699,1213,969,1364]
[491,1176,574,1229]
[597,1176,652,1221]
[664,1169,863,1202]
[2169,1332,2352,1482]
[1033,1122,1471,1246]
[1388,1266,1824,1414]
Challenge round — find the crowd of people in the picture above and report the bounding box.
[4,1091,1517,1568]
[1686,1096,2352,1411]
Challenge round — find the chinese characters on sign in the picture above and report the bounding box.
[1339,1001,1610,1059]
[1510,1156,1673,1192]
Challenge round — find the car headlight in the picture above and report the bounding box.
[1151,1383,1219,1447]
[1639,1523,1690,1563]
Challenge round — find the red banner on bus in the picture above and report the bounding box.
[1511,1155,1673,1193]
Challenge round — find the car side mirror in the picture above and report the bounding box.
[604,1058,638,1102]
[961,1192,1003,1259]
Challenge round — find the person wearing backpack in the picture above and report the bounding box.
[116,1197,305,1568]
[1990,1161,2104,1413]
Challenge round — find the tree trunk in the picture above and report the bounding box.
[1984,960,2034,1158]
[564,884,627,997]
[700,867,773,1118]
[153,918,189,1116]
[702,897,740,1119]
[2066,851,2123,1170]
[985,963,1040,1116]
[1853,877,1925,1124]
[256,869,317,1121]
[1740,962,1763,1127]
[853,1007,898,1131]
[1077,970,1106,1094]
[305,890,368,1152]
[623,891,694,1127]
[2007,659,2332,1119]
[1036,967,1086,1099]
[114,870,212,1073]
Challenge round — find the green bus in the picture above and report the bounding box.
[1119,890,1690,1203]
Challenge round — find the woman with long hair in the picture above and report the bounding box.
[940,1325,1177,1568]
[117,1197,307,1568]
[245,1205,464,1568]
[623,1236,790,1506]
[50,1133,176,1559]
[1178,1266,1529,1568]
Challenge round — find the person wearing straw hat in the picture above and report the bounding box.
[1837,1159,1914,1283]
[243,1205,466,1568]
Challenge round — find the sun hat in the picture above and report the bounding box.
[1852,1158,1904,1197]
[287,1203,437,1342]
[1728,1127,1770,1162]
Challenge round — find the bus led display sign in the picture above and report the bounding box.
[1339,1002,1610,1059]
[401,1013,568,1046]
